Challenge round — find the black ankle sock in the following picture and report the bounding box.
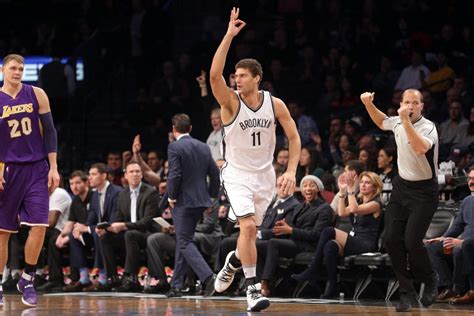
[229,252,242,268]
[24,263,36,275]
[244,277,257,287]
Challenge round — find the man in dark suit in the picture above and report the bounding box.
[260,175,334,296]
[64,163,122,292]
[425,167,474,304]
[165,113,220,297]
[98,162,161,292]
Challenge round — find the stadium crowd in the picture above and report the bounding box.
[1,0,474,304]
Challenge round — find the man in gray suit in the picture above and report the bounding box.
[165,113,220,297]
[99,162,160,292]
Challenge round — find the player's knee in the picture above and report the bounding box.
[29,225,47,235]
[239,218,257,238]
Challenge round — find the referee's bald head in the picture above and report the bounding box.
[402,89,423,103]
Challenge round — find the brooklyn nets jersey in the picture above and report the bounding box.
[222,90,276,172]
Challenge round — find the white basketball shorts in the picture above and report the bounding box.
[221,163,276,226]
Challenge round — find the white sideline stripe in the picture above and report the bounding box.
[43,292,355,304]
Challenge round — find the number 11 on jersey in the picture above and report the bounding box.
[251,131,261,146]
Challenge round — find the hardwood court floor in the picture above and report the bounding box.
[2,293,474,315]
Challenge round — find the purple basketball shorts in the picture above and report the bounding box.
[0,159,49,232]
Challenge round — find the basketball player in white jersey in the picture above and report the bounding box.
[209,7,301,312]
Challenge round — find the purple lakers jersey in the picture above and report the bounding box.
[0,84,47,163]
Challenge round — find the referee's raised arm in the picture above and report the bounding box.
[360,92,386,130]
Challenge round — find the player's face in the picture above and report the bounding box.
[400,91,424,121]
[88,168,107,189]
[125,163,143,187]
[234,68,259,94]
[69,176,88,196]
[301,179,318,202]
[359,176,375,196]
[2,60,24,85]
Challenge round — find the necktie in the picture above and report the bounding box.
[130,189,137,223]
[273,199,282,209]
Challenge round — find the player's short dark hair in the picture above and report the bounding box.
[69,170,88,182]
[172,113,191,133]
[90,163,109,175]
[3,54,24,66]
[235,58,263,82]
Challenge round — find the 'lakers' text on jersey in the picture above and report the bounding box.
[222,90,276,172]
[0,84,47,163]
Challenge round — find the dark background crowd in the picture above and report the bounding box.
[2,0,474,302]
[1,0,473,176]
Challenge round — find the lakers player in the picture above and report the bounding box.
[0,54,60,307]
[209,7,301,312]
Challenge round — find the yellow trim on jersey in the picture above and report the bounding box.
[0,162,4,173]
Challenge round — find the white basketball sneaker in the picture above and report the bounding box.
[214,250,241,293]
[246,283,270,312]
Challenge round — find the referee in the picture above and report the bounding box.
[360,89,439,312]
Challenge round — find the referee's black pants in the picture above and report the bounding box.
[384,175,438,295]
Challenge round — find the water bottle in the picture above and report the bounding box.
[144,274,151,291]
[339,292,345,301]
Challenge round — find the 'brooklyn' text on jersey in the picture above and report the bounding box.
[239,118,272,131]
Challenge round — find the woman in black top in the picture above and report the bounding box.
[291,171,383,298]
[377,147,397,206]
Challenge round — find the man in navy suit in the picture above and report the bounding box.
[64,163,122,292]
[165,113,220,297]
